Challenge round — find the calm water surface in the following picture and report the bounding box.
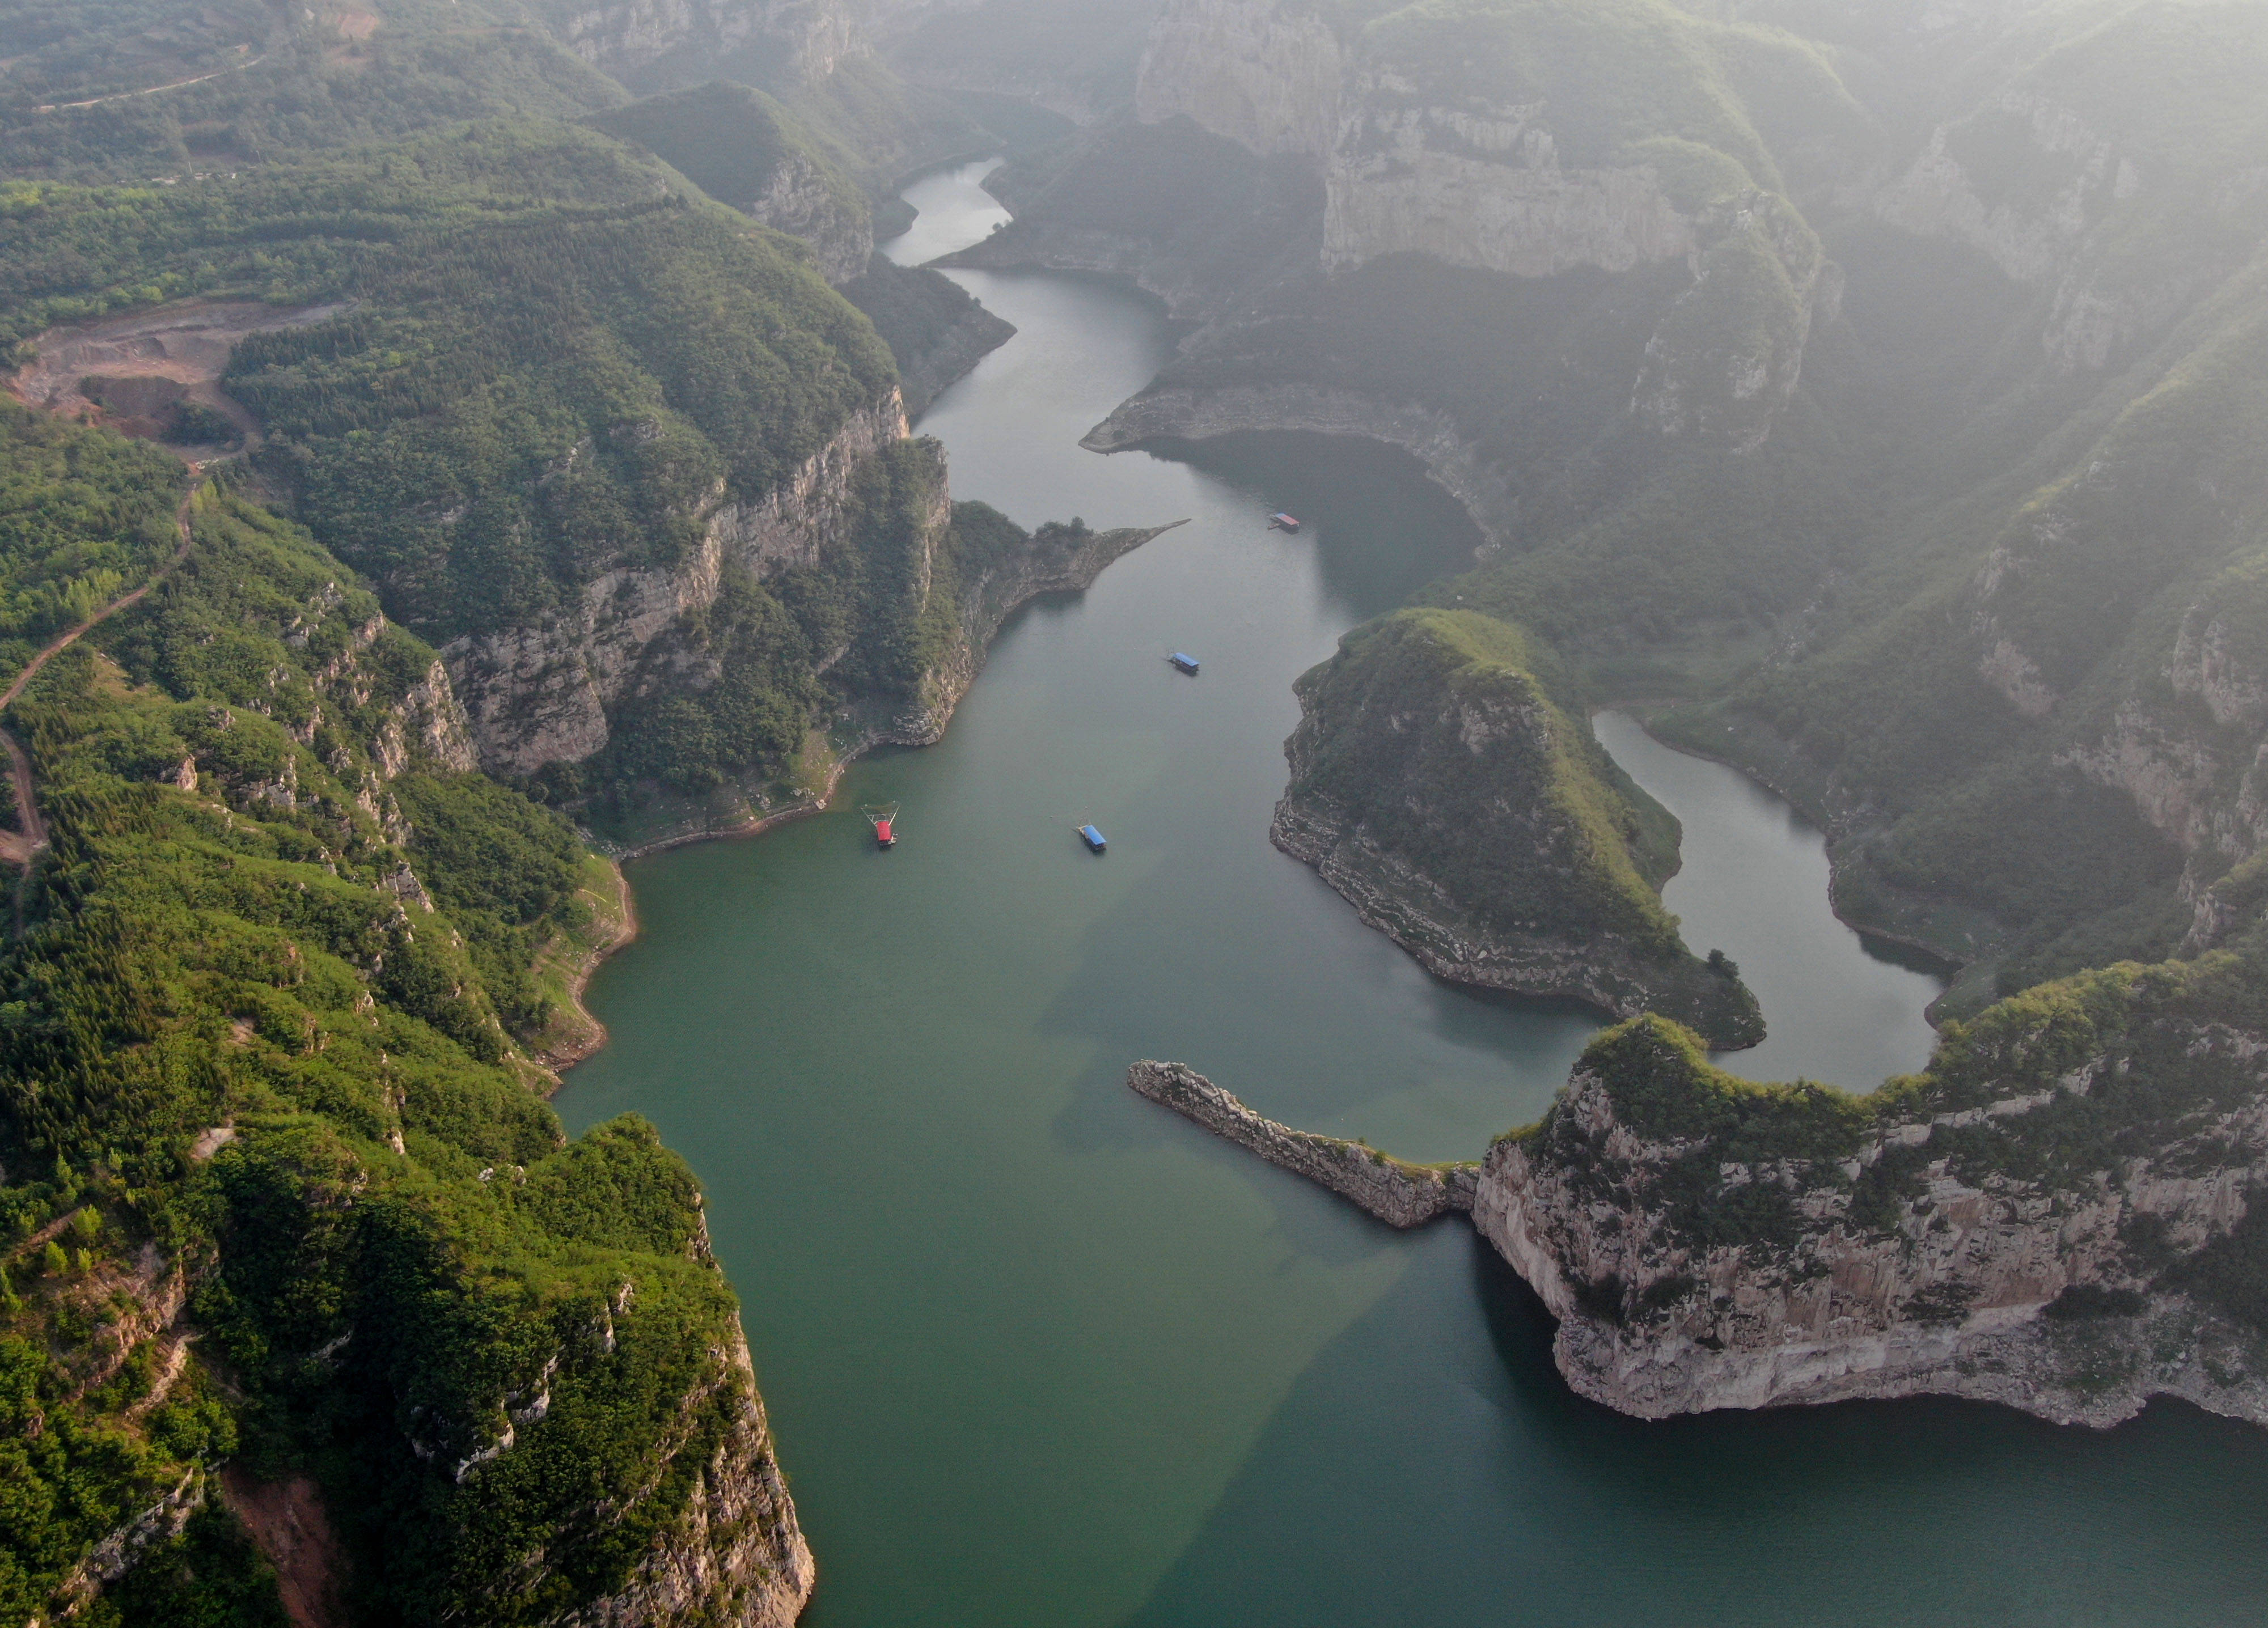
[557,159,2268,1627]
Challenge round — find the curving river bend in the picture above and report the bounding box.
[557,161,2268,1627]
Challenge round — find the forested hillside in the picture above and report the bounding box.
[0,405,809,1625]
[1275,608,1765,1044]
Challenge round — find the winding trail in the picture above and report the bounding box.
[31,55,266,115]
[0,485,202,867]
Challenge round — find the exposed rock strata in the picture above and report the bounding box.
[913,519,1186,743]
[743,148,874,284]
[1173,998,2268,1430]
[837,257,1017,418]
[1475,1016,2268,1426]
[548,0,894,87]
[1324,101,1692,278]
[1271,791,1757,1042]
[53,1470,208,1617]
[551,1324,814,1628]
[603,518,1179,857]
[1133,0,1342,158]
[1127,1061,1476,1227]
[1266,611,1764,1046]
[443,395,913,776]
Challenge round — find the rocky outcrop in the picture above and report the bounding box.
[1133,0,1342,158]
[443,395,913,775]
[53,1470,208,1616]
[1271,792,1762,1045]
[1082,380,1514,546]
[1324,100,1691,277]
[902,518,1185,745]
[551,1324,814,1628]
[1171,986,2268,1430]
[1267,609,1765,1046]
[1869,80,2212,374]
[744,149,873,284]
[547,0,887,87]
[1472,1011,2268,1426]
[837,257,1017,417]
[1127,1061,1476,1227]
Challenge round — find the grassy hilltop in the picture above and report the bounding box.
[1277,609,1764,1046]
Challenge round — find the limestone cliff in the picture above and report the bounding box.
[1153,949,2268,1430]
[837,255,1018,417]
[1476,999,2268,1426]
[1133,0,1341,158]
[1104,0,1838,448]
[1271,609,1765,1047]
[903,515,1187,745]
[1080,379,1518,545]
[940,110,1325,323]
[549,1324,814,1628]
[443,395,915,777]
[593,81,875,285]
[544,0,882,88]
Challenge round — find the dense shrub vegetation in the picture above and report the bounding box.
[0,404,755,1626]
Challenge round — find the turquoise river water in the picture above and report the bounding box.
[557,160,2268,1626]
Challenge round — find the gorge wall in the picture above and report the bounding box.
[442,395,921,777]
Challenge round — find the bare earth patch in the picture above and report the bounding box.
[221,1468,349,1628]
[7,299,348,455]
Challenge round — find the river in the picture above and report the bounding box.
[556,160,2268,1626]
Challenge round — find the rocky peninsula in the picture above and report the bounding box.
[1273,608,1764,1048]
[1143,927,2268,1428]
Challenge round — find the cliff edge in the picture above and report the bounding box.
[1152,931,2268,1429]
[1273,608,1764,1048]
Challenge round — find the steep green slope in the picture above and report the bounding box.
[592,79,876,281]
[0,0,628,183]
[1273,608,1763,1045]
[591,78,1018,405]
[1480,914,2268,1421]
[0,117,966,814]
[0,406,806,1624]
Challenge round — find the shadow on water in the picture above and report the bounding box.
[1150,431,1487,620]
[1120,1227,2268,1628]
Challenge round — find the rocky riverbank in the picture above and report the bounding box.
[1271,609,1765,1048]
[1127,1061,1475,1227]
[1156,969,2268,1430]
[587,517,1185,859]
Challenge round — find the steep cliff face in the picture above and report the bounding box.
[549,1325,814,1628]
[1080,379,1518,542]
[593,81,876,284]
[837,256,1018,417]
[942,110,1324,322]
[748,147,876,282]
[1869,5,2268,377]
[1271,609,1765,1046]
[545,0,874,88]
[443,396,913,777]
[1324,107,1691,277]
[1475,1000,2268,1426]
[1152,958,2268,1431]
[975,0,1848,486]
[1133,0,1341,156]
